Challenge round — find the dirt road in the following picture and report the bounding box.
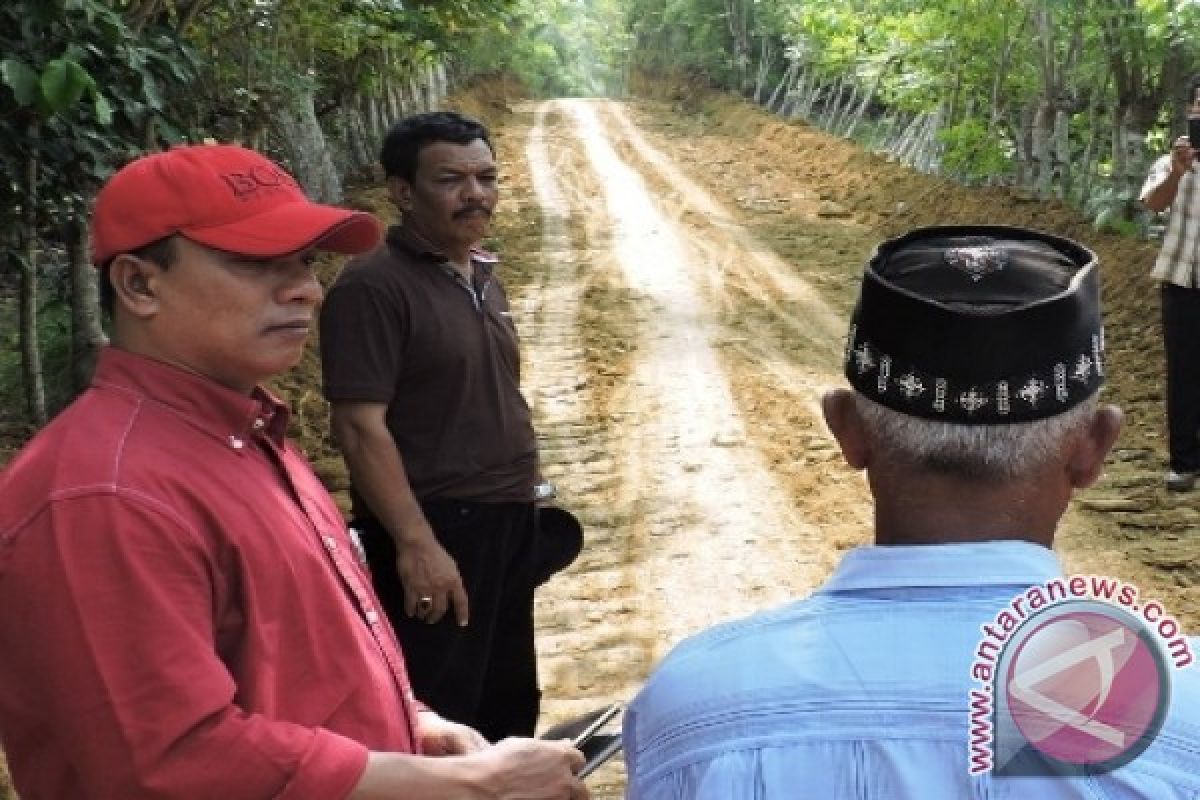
[485,96,1200,798]
[512,98,873,795]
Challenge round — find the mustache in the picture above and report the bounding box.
[453,205,493,220]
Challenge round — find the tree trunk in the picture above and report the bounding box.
[1078,100,1102,208]
[20,142,47,425]
[276,87,344,204]
[819,75,845,130]
[1051,108,1071,200]
[845,66,885,140]
[990,7,1030,151]
[435,61,449,100]
[767,61,796,113]
[1112,105,1131,209]
[916,107,944,174]
[786,68,810,119]
[893,112,925,164]
[65,213,107,394]
[1031,99,1052,196]
[725,0,750,92]
[891,113,916,162]
[752,37,773,105]
[374,91,391,139]
[881,112,903,152]
[340,104,371,175]
[363,94,381,146]
[783,65,805,117]
[387,82,403,125]
[836,82,860,136]
[896,114,918,163]
[408,75,424,113]
[425,62,441,108]
[803,73,822,118]
[1013,102,1036,189]
[1118,113,1149,218]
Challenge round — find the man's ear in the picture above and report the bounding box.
[387,176,413,212]
[1066,404,1123,489]
[107,254,163,319]
[822,388,870,470]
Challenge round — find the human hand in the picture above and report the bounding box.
[471,738,588,800]
[1171,135,1195,174]
[418,710,489,756]
[396,524,469,626]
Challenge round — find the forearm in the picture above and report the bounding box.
[350,739,587,800]
[335,417,432,547]
[332,403,471,625]
[349,752,486,800]
[1143,169,1184,212]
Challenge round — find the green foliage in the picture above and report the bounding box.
[626,0,738,84]
[0,0,197,220]
[630,0,1200,226]
[0,0,197,425]
[1,60,42,107]
[938,118,1012,182]
[0,292,75,419]
[1093,207,1142,237]
[462,0,634,97]
[40,59,94,111]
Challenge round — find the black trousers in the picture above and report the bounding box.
[1161,283,1200,473]
[356,501,541,743]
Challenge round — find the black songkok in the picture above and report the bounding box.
[844,225,1103,424]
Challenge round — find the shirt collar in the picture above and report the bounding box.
[386,224,499,272]
[819,540,1063,593]
[91,347,290,447]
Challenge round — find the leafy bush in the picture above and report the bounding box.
[937,118,1012,183]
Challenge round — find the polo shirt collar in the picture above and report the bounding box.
[820,540,1063,593]
[387,224,499,270]
[91,347,290,446]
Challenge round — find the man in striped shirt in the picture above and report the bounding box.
[1140,85,1200,491]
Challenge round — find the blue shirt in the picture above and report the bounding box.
[624,541,1200,799]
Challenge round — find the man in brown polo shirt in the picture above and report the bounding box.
[319,111,561,743]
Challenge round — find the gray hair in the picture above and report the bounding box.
[853,392,1097,481]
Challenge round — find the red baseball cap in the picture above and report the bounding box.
[91,144,381,266]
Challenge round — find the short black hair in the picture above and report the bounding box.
[380,111,493,182]
[99,236,176,315]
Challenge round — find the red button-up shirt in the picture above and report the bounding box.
[0,348,421,799]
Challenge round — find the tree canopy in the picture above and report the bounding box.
[627,0,1200,214]
[2,0,1198,427]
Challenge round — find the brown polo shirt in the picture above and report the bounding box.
[319,225,539,507]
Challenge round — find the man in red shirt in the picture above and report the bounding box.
[0,145,586,799]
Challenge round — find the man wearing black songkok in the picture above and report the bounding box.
[624,226,1200,799]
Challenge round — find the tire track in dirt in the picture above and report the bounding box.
[516,102,645,798]
[588,99,877,559]
[517,99,849,796]
[520,102,646,714]
[564,97,832,639]
[600,101,846,361]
